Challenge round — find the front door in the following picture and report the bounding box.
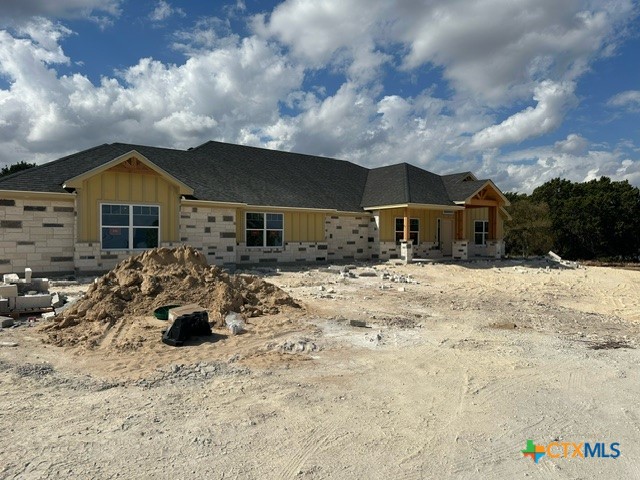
[441,219,453,256]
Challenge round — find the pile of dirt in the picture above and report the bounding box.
[41,246,300,348]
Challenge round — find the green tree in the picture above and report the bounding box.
[531,177,640,260]
[0,161,36,178]
[504,194,553,257]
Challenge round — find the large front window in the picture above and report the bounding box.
[246,212,283,247]
[474,220,489,245]
[395,217,419,244]
[101,204,159,250]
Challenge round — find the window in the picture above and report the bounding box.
[474,220,489,246]
[101,204,159,250]
[246,212,283,247]
[395,217,419,244]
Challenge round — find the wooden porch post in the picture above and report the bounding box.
[403,207,410,241]
[489,206,497,239]
[454,210,464,240]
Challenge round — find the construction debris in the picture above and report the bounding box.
[40,246,300,349]
[0,316,14,328]
[0,268,57,316]
[225,312,245,335]
[349,319,368,328]
[547,251,580,269]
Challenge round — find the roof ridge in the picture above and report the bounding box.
[191,139,369,169]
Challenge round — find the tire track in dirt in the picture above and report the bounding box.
[275,419,340,480]
[414,368,471,476]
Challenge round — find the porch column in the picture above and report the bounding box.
[400,207,413,263]
[454,210,464,240]
[489,206,497,239]
[403,207,410,241]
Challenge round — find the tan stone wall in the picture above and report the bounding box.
[178,205,236,265]
[236,241,329,264]
[0,197,75,275]
[325,214,373,261]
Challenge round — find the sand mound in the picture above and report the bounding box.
[41,246,300,348]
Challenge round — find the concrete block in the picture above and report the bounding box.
[168,304,207,322]
[0,299,8,313]
[0,316,13,328]
[3,274,19,284]
[0,284,18,298]
[15,294,52,311]
[51,293,63,308]
[24,268,32,283]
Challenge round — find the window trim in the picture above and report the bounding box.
[395,217,420,245]
[474,219,489,246]
[245,212,284,248]
[100,202,161,251]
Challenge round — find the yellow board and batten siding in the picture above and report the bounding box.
[378,208,441,243]
[236,209,325,243]
[465,207,504,239]
[78,169,180,243]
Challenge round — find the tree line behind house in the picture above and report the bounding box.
[505,177,640,261]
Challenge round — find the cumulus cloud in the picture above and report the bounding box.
[470,81,578,150]
[474,136,640,192]
[554,133,589,155]
[257,0,632,101]
[0,21,303,162]
[608,90,640,111]
[0,0,121,24]
[149,1,185,23]
[172,17,238,55]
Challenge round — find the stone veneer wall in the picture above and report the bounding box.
[74,241,182,273]
[452,240,469,260]
[467,240,504,259]
[325,214,373,261]
[178,205,236,266]
[414,242,444,259]
[0,197,75,275]
[236,241,329,264]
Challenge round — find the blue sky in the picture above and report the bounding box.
[0,0,638,192]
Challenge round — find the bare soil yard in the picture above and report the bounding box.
[1,258,639,479]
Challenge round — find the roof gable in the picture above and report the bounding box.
[63,150,194,195]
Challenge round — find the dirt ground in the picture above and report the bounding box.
[1,258,640,479]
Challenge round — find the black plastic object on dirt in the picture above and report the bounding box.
[161,311,212,347]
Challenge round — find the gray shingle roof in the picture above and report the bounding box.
[442,173,490,202]
[360,163,455,207]
[0,141,503,211]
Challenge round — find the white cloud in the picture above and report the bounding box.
[554,133,589,155]
[0,22,303,161]
[257,0,632,100]
[0,0,121,24]
[149,1,185,23]
[470,81,578,150]
[608,90,640,111]
[172,17,238,55]
[477,136,640,192]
